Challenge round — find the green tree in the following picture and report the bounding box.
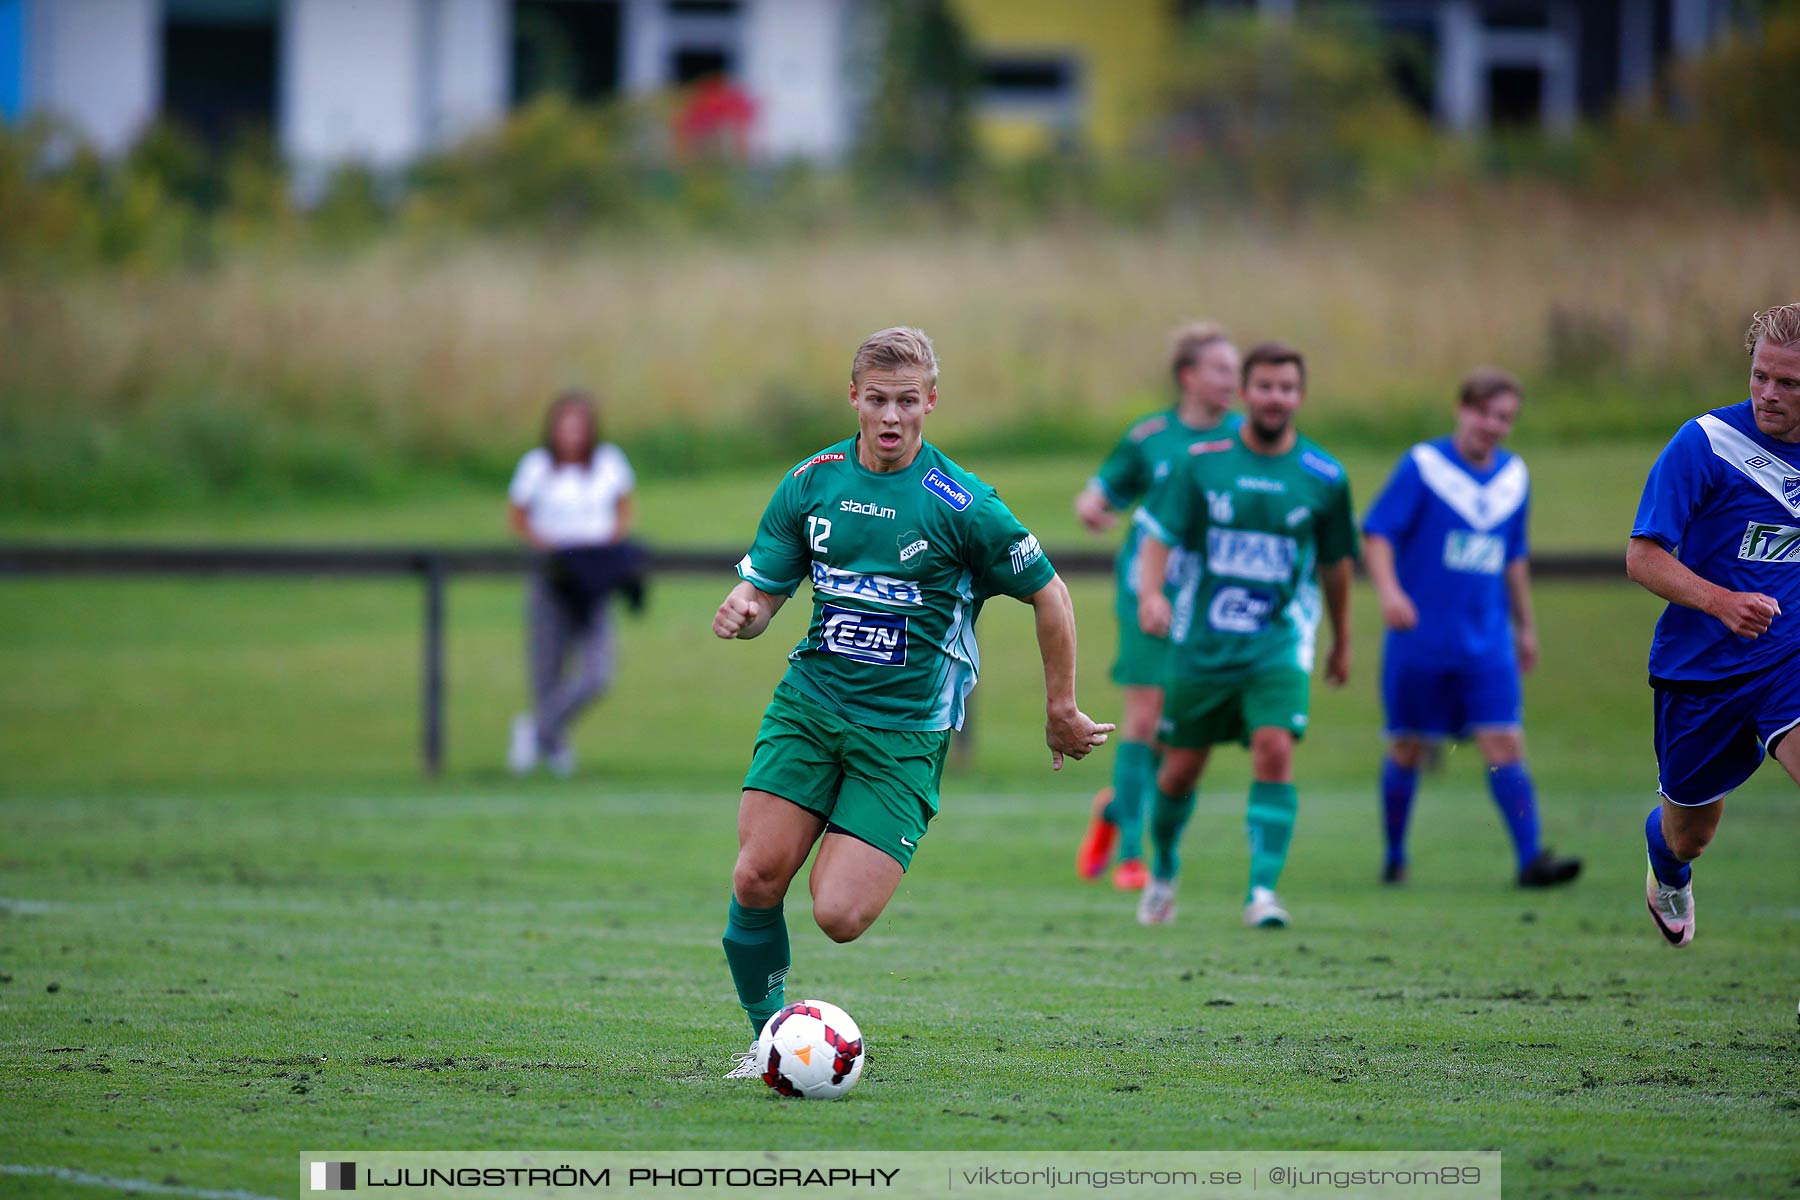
[855,0,979,197]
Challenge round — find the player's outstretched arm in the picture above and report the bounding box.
[1626,536,1780,639]
[1024,575,1116,770]
[713,580,788,641]
[1320,556,1354,687]
[1073,484,1118,535]
[1362,534,1417,631]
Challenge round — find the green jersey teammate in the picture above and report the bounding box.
[1074,322,1241,892]
[1134,341,1357,929]
[712,327,1114,1077]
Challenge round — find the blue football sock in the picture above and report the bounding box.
[1381,757,1418,868]
[1486,761,1541,872]
[1645,805,1692,888]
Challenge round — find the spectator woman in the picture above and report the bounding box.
[507,390,636,776]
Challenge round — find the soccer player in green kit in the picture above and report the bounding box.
[711,327,1115,1077]
[1074,322,1241,891]
[1133,341,1357,929]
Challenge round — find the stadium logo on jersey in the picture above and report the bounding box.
[1009,534,1044,575]
[921,467,974,511]
[896,531,930,572]
[840,499,897,520]
[1236,475,1286,494]
[811,562,923,606]
[1207,586,1277,634]
[1206,490,1234,523]
[819,604,908,666]
[792,452,846,478]
[1206,528,1297,584]
[1738,522,1800,563]
[1443,530,1506,575]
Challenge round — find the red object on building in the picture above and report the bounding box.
[675,75,758,158]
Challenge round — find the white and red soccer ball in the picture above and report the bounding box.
[756,1000,865,1100]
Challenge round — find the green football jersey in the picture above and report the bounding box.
[736,437,1057,732]
[1091,409,1242,621]
[1139,431,1358,677]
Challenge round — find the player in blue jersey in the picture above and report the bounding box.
[1627,304,1800,948]
[1362,369,1581,889]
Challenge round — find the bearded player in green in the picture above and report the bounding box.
[711,327,1115,1077]
[1074,322,1241,891]
[1134,341,1357,929]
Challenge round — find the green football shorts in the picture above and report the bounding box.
[1111,604,1171,689]
[741,683,951,871]
[1159,667,1312,749]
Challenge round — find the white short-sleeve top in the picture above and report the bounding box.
[508,444,635,547]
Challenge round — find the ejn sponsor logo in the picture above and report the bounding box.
[310,1161,356,1191]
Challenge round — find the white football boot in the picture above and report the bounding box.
[723,1040,761,1080]
[1242,886,1290,928]
[1645,865,1695,948]
[1136,878,1177,925]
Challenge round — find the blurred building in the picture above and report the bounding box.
[0,0,1742,166]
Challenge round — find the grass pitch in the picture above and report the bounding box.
[1,572,1797,1199]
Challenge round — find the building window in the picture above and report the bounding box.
[978,55,1080,125]
[664,0,740,83]
[513,0,623,104]
[162,0,279,145]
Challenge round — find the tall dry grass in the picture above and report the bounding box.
[4,196,1796,510]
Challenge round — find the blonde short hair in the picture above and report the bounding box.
[1168,320,1231,384]
[1745,304,1800,353]
[852,327,938,386]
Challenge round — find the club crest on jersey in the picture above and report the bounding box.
[811,562,923,606]
[792,452,846,478]
[1786,476,1800,512]
[819,604,908,666]
[921,467,973,512]
[896,530,930,572]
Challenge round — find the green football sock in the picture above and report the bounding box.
[1149,785,1197,881]
[722,897,789,1037]
[1246,781,1298,898]
[1111,741,1156,863]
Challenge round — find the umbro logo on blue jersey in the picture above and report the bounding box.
[922,467,973,511]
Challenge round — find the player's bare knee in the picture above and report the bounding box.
[1476,732,1523,766]
[813,903,871,944]
[1388,738,1427,770]
[1249,732,1293,781]
[732,857,790,907]
[1666,825,1714,862]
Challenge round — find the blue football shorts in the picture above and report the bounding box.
[1382,655,1522,740]
[1653,657,1800,807]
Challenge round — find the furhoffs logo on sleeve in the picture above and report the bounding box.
[311,1162,356,1191]
[921,467,973,512]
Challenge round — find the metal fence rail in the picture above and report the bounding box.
[0,543,1624,775]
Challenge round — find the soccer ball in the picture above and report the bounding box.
[756,999,865,1100]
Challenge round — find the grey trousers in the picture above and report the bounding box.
[527,574,615,752]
